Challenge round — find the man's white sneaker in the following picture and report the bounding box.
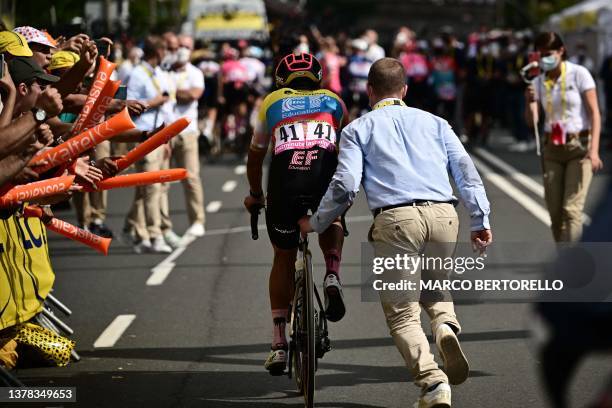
[414,383,451,408]
[151,237,172,254]
[163,230,183,249]
[133,239,151,254]
[185,222,205,237]
[436,323,469,385]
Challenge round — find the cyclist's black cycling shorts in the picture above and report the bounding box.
[265,194,322,250]
[264,149,337,250]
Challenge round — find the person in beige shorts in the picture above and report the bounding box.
[526,32,603,242]
[300,58,492,407]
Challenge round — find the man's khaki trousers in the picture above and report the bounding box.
[160,130,206,231]
[542,136,593,242]
[126,147,163,241]
[370,203,461,391]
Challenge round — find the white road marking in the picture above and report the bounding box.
[222,180,238,193]
[206,201,222,213]
[147,235,196,286]
[472,156,551,226]
[473,148,591,226]
[94,315,136,348]
[234,165,246,175]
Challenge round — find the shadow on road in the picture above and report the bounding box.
[15,331,525,407]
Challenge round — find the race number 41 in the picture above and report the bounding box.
[274,122,336,154]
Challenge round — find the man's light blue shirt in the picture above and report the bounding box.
[127,62,166,131]
[310,98,491,233]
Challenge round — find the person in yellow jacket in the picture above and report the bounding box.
[0,211,54,331]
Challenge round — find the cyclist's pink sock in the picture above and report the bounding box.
[324,249,341,280]
[271,309,288,349]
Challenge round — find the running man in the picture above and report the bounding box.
[244,53,348,374]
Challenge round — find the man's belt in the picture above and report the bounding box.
[372,200,456,218]
[544,129,590,141]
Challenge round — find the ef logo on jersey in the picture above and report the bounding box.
[289,150,318,171]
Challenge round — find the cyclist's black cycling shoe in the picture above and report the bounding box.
[323,274,345,322]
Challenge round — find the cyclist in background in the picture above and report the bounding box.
[218,47,250,151]
[347,39,373,120]
[244,53,348,375]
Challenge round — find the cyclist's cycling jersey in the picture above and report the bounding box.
[252,87,347,198]
[252,87,347,248]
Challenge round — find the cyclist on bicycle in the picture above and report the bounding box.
[244,53,348,374]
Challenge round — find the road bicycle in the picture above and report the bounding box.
[250,205,331,408]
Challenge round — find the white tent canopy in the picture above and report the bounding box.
[545,0,612,70]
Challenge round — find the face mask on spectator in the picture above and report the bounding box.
[176,47,191,64]
[540,54,560,72]
[162,51,177,69]
[295,42,309,54]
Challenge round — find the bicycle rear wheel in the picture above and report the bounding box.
[302,248,316,407]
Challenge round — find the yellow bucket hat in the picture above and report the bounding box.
[0,31,33,57]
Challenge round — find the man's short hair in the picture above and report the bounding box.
[367,58,406,96]
[142,36,165,59]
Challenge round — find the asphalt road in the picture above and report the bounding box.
[12,131,612,408]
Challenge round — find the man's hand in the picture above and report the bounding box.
[59,34,89,53]
[298,215,314,238]
[243,193,265,213]
[583,150,604,172]
[471,229,493,255]
[74,156,103,186]
[12,159,49,184]
[0,62,15,94]
[95,156,120,178]
[79,40,98,67]
[35,87,63,117]
[126,100,148,116]
[35,124,54,147]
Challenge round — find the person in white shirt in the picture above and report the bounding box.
[526,32,603,242]
[124,36,173,254]
[363,29,385,63]
[159,34,206,240]
[117,46,143,84]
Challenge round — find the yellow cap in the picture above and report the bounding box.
[0,31,33,57]
[48,50,80,71]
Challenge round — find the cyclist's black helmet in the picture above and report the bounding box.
[275,53,323,88]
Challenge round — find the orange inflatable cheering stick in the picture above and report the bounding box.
[0,175,75,208]
[71,57,116,136]
[23,206,111,255]
[114,117,191,172]
[84,79,121,129]
[29,108,135,174]
[81,169,188,192]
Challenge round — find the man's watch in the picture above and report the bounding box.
[32,108,47,124]
[250,190,263,199]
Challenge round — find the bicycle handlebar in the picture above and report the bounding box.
[341,214,349,237]
[250,205,263,240]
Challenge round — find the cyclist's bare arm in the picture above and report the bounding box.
[246,129,270,195]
